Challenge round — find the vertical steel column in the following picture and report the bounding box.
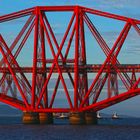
[74,6,79,109]
[40,13,48,108]
[79,10,89,106]
[108,72,111,98]
[31,7,39,108]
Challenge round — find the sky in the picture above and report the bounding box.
[0,0,140,17]
[1,0,140,64]
[0,0,140,117]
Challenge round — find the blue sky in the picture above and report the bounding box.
[1,0,140,64]
[1,0,140,116]
[1,0,140,17]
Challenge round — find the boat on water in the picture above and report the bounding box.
[53,113,60,118]
[112,112,119,119]
[58,113,69,119]
[97,112,102,119]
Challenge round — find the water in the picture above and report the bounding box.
[0,116,140,140]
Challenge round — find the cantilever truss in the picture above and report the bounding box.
[0,6,140,112]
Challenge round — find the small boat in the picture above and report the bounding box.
[58,113,69,119]
[112,112,119,119]
[53,113,60,118]
[97,112,102,119]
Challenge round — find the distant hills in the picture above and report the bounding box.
[0,104,134,118]
[0,105,22,116]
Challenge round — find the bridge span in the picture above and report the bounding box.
[0,6,140,124]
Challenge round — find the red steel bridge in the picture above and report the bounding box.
[0,6,140,118]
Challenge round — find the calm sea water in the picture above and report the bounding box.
[0,116,140,140]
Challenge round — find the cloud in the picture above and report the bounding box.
[98,27,140,53]
[99,0,140,19]
[94,0,140,9]
[125,44,140,55]
[121,10,140,19]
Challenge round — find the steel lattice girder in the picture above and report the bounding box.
[0,6,140,112]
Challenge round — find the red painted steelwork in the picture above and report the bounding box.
[0,6,140,112]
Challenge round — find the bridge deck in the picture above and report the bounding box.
[0,64,139,73]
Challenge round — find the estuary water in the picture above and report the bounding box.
[0,116,140,140]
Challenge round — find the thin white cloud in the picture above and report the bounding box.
[90,0,140,9]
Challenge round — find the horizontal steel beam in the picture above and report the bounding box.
[0,64,139,73]
[1,6,140,24]
[81,6,140,24]
[0,7,34,23]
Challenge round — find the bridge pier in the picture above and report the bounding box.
[85,111,97,125]
[39,113,53,124]
[22,112,54,124]
[69,111,97,125]
[69,112,85,125]
[22,111,40,124]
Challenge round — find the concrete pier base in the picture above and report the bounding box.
[85,111,97,125]
[39,113,53,124]
[69,112,85,125]
[22,112,39,124]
